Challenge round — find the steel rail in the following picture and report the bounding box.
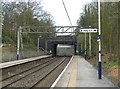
[1,57,54,82]
[30,57,68,88]
[1,57,60,88]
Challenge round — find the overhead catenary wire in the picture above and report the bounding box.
[61,0,72,26]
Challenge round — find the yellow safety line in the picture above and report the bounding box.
[68,56,78,87]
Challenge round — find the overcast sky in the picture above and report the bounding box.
[41,0,92,26]
[6,0,120,26]
[6,0,92,26]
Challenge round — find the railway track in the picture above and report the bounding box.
[1,56,53,81]
[1,57,54,81]
[1,57,71,88]
[1,57,57,88]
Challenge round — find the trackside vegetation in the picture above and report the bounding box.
[77,2,120,86]
[2,1,55,48]
[77,2,119,62]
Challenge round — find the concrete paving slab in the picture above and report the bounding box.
[52,56,118,88]
[77,56,115,87]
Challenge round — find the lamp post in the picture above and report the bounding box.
[98,0,102,79]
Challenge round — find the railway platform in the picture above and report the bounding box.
[52,56,117,88]
[0,55,51,69]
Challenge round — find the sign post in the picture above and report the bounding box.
[89,33,91,56]
[79,28,98,59]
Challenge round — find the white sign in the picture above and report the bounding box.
[79,29,98,33]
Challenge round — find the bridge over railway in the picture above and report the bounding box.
[17,26,80,59]
[46,35,77,56]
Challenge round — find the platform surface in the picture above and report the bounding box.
[54,56,117,88]
[0,55,51,68]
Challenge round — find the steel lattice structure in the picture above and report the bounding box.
[19,26,80,34]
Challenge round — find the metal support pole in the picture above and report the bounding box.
[81,43,82,53]
[37,37,39,52]
[89,33,91,56]
[98,0,102,79]
[20,29,23,58]
[20,32,23,49]
[74,44,77,55]
[0,4,1,48]
[46,40,48,51]
[85,33,87,59]
[17,27,21,60]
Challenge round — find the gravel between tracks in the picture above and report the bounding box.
[1,57,56,88]
[1,57,52,80]
[32,57,70,88]
[8,57,65,87]
[1,57,71,88]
